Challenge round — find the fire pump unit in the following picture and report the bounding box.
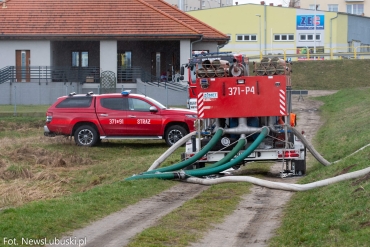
[183,52,306,177]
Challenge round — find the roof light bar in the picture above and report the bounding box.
[121,90,131,96]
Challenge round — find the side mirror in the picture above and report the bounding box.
[149,106,158,112]
[180,66,184,75]
[180,75,184,80]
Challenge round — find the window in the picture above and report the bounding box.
[128,98,152,111]
[274,34,294,41]
[117,51,132,68]
[227,34,231,41]
[72,51,88,67]
[309,4,320,10]
[100,98,126,111]
[299,34,321,41]
[328,4,338,12]
[347,4,364,15]
[236,34,257,42]
[56,97,93,108]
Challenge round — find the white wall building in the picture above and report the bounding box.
[164,0,233,11]
[300,0,368,16]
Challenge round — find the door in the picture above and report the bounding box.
[151,52,165,80]
[117,51,132,82]
[95,97,128,135]
[16,50,30,82]
[125,97,162,136]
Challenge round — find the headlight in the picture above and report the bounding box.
[185,114,197,118]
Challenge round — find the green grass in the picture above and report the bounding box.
[127,183,253,247]
[0,180,175,244]
[0,105,49,113]
[127,162,272,247]
[249,59,370,90]
[0,105,49,117]
[269,88,370,247]
[1,60,370,246]
[290,60,370,90]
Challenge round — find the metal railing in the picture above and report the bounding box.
[0,65,187,93]
[117,66,142,83]
[232,46,370,61]
[0,66,12,84]
[0,66,100,84]
[139,69,187,92]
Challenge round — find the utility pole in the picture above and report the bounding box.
[256,14,262,56]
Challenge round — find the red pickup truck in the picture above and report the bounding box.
[44,91,196,147]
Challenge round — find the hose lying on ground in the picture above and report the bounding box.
[287,125,331,166]
[185,165,370,191]
[288,125,370,166]
[141,129,224,175]
[147,131,196,171]
[125,128,268,181]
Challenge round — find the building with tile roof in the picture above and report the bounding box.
[0,0,229,104]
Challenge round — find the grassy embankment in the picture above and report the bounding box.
[269,88,370,246]
[0,59,370,246]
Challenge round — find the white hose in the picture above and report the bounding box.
[288,126,370,166]
[185,166,370,191]
[287,126,331,166]
[147,131,196,171]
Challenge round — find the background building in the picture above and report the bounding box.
[188,3,370,60]
[300,0,367,16]
[0,0,228,105]
[164,0,233,11]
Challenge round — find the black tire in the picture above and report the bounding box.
[165,125,187,147]
[294,159,306,176]
[74,125,99,147]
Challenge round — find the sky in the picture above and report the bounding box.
[233,0,288,7]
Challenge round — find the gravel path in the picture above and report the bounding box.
[49,90,337,247]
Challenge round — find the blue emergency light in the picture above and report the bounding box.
[121,90,131,96]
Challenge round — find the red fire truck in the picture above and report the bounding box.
[182,52,306,177]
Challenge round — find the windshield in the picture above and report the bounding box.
[145,96,167,109]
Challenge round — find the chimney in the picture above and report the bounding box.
[2,0,7,8]
[260,1,265,5]
[235,2,238,5]
[269,3,273,6]
[278,4,282,7]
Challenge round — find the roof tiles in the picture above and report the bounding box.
[0,0,228,43]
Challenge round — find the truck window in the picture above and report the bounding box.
[100,98,127,111]
[128,98,152,112]
[56,97,93,108]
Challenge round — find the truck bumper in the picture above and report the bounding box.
[44,125,56,137]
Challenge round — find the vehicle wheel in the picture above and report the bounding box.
[74,125,98,147]
[293,159,306,176]
[165,125,187,146]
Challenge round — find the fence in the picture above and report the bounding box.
[232,46,370,62]
[0,66,101,85]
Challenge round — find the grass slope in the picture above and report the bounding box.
[290,60,370,90]
[269,88,370,246]
[1,60,370,246]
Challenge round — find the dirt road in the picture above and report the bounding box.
[190,90,337,247]
[49,90,336,247]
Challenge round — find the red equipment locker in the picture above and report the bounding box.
[196,75,287,119]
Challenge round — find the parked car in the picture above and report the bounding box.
[44,91,196,146]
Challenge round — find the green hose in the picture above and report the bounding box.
[125,172,180,181]
[194,138,246,171]
[125,127,268,181]
[140,128,224,175]
[185,127,268,177]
